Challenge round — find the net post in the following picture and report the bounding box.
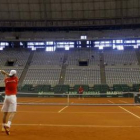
[67,93,70,106]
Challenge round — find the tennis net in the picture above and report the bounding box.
[0,92,140,106]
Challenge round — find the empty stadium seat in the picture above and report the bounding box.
[64,66,101,86]
[105,66,140,85]
[93,84,109,93]
[53,85,69,93]
[113,84,130,92]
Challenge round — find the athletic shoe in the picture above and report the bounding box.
[4,125,10,135]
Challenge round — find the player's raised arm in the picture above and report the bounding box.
[0,70,9,77]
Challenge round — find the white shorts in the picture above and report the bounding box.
[1,95,17,112]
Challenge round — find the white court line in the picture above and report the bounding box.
[2,123,140,128]
[108,100,114,104]
[119,100,128,103]
[58,106,68,113]
[1,98,47,104]
[18,98,45,103]
[29,99,49,103]
[17,111,127,114]
[18,99,37,103]
[119,106,140,120]
[109,100,140,120]
[0,104,20,106]
[19,99,47,103]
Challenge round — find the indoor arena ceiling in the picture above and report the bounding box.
[0,0,140,31]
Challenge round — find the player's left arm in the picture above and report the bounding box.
[0,70,9,80]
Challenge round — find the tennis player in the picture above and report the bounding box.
[78,86,84,99]
[0,70,18,135]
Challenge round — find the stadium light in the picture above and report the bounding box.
[0,47,4,50]
[99,45,103,50]
[46,47,56,52]
[27,46,36,51]
[20,42,23,46]
[31,47,36,51]
[134,44,139,49]
[116,40,123,43]
[46,41,54,45]
[81,35,87,39]
[117,45,124,50]
[65,46,70,50]
[0,42,8,50]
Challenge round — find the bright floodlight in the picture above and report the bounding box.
[81,36,87,39]
[99,45,103,50]
[65,46,70,50]
[117,45,124,50]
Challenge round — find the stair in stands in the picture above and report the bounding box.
[18,51,35,87]
[58,51,68,85]
[99,51,106,84]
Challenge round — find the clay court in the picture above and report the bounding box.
[1,97,140,140]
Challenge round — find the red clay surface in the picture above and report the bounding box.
[0,98,140,140]
[17,97,134,104]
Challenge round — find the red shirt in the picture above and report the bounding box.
[4,76,18,95]
[78,87,84,94]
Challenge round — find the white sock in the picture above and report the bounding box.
[7,121,11,127]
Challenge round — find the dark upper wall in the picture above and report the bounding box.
[0,0,139,20]
[0,0,140,30]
